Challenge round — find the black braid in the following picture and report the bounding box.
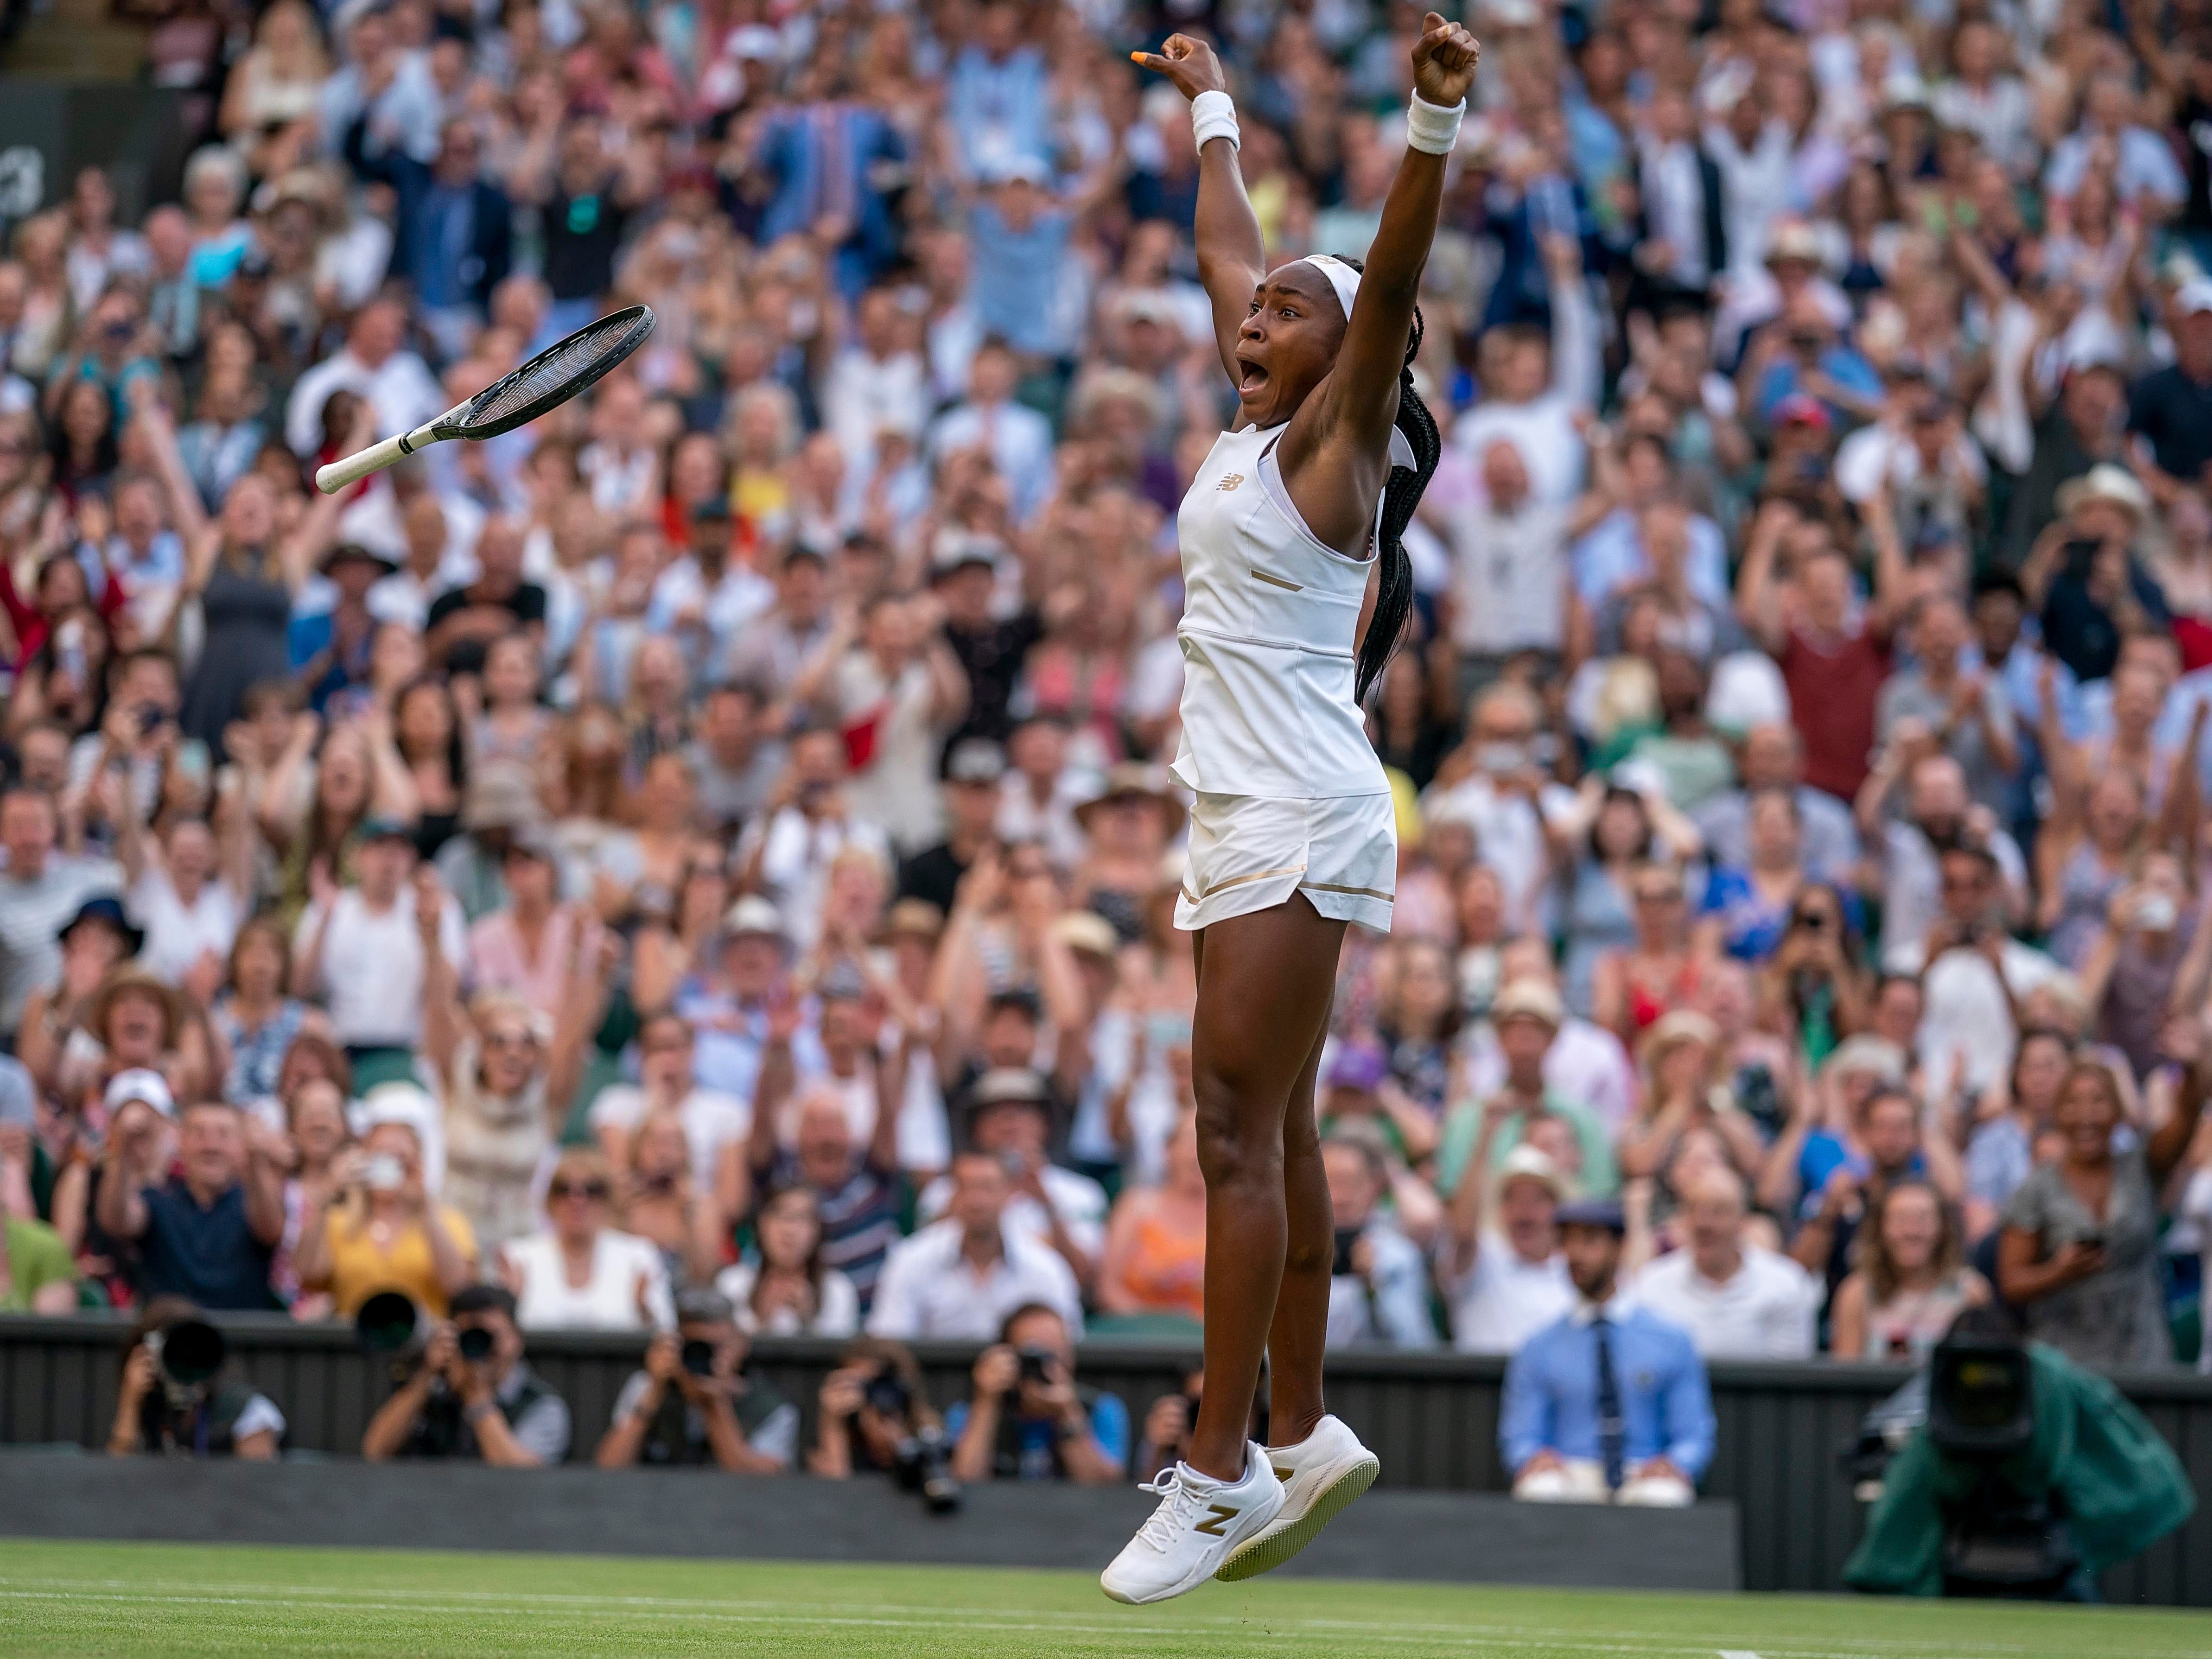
[1330,255,1443,704]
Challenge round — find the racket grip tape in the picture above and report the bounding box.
[314,423,443,494]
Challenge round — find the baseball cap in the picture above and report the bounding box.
[970,1067,1052,1111]
[674,1286,737,1325]
[931,532,1003,579]
[105,1068,175,1119]
[1491,978,1565,1030]
[1323,1041,1389,1093]
[1556,1197,1626,1234]
[360,815,415,845]
[1497,1144,1566,1199]
[945,738,1008,786]
[722,894,790,941]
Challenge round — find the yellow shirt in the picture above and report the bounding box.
[322,1205,479,1318]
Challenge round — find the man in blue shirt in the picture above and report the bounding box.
[1500,1197,1713,1506]
[947,1303,1127,1484]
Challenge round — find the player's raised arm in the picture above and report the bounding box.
[1132,36,1265,387]
[1321,14,1477,450]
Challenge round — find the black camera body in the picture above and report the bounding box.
[892,1423,962,1514]
[146,1318,226,1410]
[1926,1326,2080,1598]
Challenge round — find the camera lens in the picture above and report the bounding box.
[355,1290,421,1353]
[680,1338,716,1376]
[457,1326,495,1362]
[158,1319,226,1387]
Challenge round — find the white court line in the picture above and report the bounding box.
[6,1577,2207,1659]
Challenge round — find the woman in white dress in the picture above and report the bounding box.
[1102,19,1474,1606]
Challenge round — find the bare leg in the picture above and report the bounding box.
[1184,895,1347,1482]
[1266,1022,1332,1447]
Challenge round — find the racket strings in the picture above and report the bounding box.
[462,309,653,432]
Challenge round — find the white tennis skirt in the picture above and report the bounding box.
[1174,791,1397,935]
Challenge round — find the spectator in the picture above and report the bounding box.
[1440,979,1620,1201]
[360,1283,572,1466]
[918,1067,1105,1290]
[1440,1143,1573,1356]
[867,1150,1083,1341]
[595,1288,799,1474]
[1999,1038,2209,1368]
[948,1301,1127,1484]
[1096,1107,1208,1324]
[1829,1177,1990,1361]
[292,1117,477,1319]
[96,1090,284,1310]
[1500,1198,1714,1507]
[715,1182,862,1338]
[1322,1128,1437,1349]
[0,784,121,1043]
[501,1147,675,1333]
[106,1297,284,1458]
[809,1335,940,1480]
[1625,1168,1819,1360]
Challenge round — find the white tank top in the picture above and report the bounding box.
[1171,422,1390,800]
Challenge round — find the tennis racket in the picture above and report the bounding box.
[314,304,656,494]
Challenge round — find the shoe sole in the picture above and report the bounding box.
[1213,1454,1379,1582]
[1102,1484,1289,1605]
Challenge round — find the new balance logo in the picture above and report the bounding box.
[1216,472,1245,491]
[1192,1504,1240,1536]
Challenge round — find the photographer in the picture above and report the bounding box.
[107,1296,284,1459]
[359,1284,571,1466]
[808,1335,940,1479]
[595,1288,798,1473]
[947,1303,1127,1485]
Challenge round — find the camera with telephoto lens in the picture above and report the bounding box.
[356,1290,431,1382]
[680,1338,716,1377]
[1015,1347,1053,1388]
[145,1319,225,1409]
[892,1422,962,1514]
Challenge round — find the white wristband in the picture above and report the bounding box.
[1405,92,1466,156]
[1191,89,1240,153]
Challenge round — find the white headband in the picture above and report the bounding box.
[1287,253,1419,472]
[1295,254,1362,320]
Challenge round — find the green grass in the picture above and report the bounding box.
[0,1539,2203,1657]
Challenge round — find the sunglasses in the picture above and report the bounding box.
[483,1030,539,1050]
[549,1179,610,1202]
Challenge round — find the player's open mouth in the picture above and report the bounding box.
[1236,358,1270,395]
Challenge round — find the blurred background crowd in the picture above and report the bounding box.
[5,0,2212,1480]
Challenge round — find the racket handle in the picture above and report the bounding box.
[314,424,442,494]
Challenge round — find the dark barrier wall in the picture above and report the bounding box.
[4,1314,2208,1603]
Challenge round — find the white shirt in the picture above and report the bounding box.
[1834,422,1987,506]
[284,347,447,458]
[1449,274,1597,509]
[1418,774,1580,935]
[917,1163,1108,1258]
[712,1259,862,1338]
[1907,938,2063,1097]
[864,1218,1085,1341]
[1442,495,1570,655]
[821,346,930,467]
[129,868,242,989]
[586,1083,750,1187]
[929,399,1055,522]
[502,1228,674,1332]
[293,886,467,1048]
[1627,1246,1819,1360]
[1445,1228,1575,1355]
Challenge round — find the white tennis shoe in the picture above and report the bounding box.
[1215,1414,1380,1582]
[1100,1442,1285,1605]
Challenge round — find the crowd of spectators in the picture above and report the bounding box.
[7,0,2212,1501]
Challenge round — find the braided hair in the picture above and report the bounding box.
[1329,256,1443,704]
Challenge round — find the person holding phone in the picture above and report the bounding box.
[947,1302,1127,1485]
[1997,1028,2209,1368]
[1319,1127,1437,1350]
[292,1116,477,1319]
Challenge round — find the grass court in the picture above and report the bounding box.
[0,1538,2202,1657]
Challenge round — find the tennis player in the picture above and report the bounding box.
[1100,16,1476,1605]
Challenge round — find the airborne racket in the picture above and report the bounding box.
[314,304,656,494]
